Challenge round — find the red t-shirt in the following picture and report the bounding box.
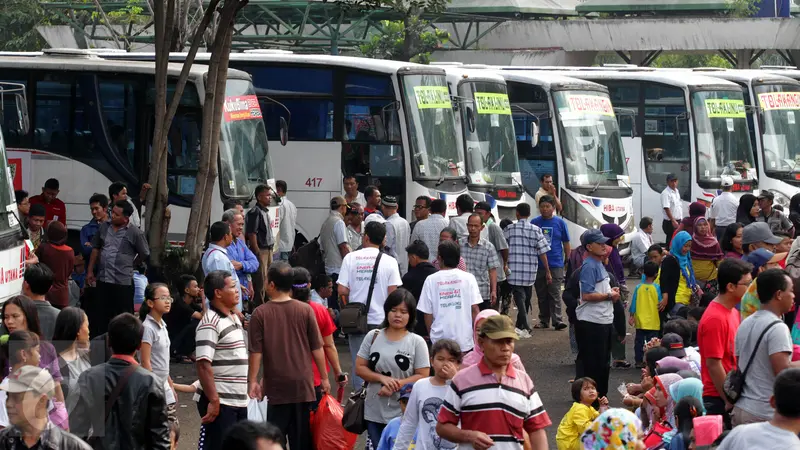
[697,300,740,398]
[309,301,336,387]
[29,195,67,226]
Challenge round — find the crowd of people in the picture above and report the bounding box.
[4,171,800,450]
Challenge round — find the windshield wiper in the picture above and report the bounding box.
[614,175,634,195]
[4,208,28,239]
[589,170,613,194]
[490,154,506,171]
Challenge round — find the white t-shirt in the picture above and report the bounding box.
[709,191,738,227]
[417,269,483,351]
[338,247,403,325]
[661,186,683,221]
[717,421,800,450]
[393,377,455,450]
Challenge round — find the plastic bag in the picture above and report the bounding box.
[247,396,268,423]
[311,394,358,450]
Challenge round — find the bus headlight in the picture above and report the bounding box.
[771,190,791,209]
[562,194,602,230]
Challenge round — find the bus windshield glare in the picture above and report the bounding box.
[219,79,273,199]
[553,90,628,188]
[754,85,800,173]
[0,131,17,235]
[691,90,755,182]
[460,81,519,186]
[401,74,463,180]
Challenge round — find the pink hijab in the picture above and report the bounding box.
[462,309,526,373]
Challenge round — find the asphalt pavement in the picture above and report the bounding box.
[171,279,640,449]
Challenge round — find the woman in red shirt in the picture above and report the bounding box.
[34,221,74,308]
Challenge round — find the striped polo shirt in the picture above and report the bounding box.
[195,306,248,408]
[438,359,551,449]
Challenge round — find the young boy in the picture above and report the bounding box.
[378,383,413,450]
[629,261,662,368]
[392,339,462,450]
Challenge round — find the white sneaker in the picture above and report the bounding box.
[515,328,532,339]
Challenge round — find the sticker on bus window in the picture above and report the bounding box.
[474,92,511,115]
[790,111,796,124]
[565,95,615,117]
[490,114,499,128]
[413,86,451,109]
[223,95,263,122]
[5,205,17,228]
[597,121,607,135]
[757,92,800,110]
[179,176,196,195]
[704,99,745,118]
[726,118,734,132]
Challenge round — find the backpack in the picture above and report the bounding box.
[290,237,325,277]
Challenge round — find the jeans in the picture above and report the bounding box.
[268,402,313,450]
[510,285,533,331]
[95,281,134,335]
[197,393,248,450]
[366,421,387,449]
[663,219,675,248]
[703,395,733,430]
[276,251,290,262]
[634,329,660,363]
[534,267,565,327]
[575,320,614,397]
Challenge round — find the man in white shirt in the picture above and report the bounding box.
[343,175,367,206]
[275,180,297,261]
[418,240,482,352]
[337,221,402,388]
[630,217,654,273]
[710,176,738,241]
[383,196,411,276]
[661,173,683,248]
[449,194,475,239]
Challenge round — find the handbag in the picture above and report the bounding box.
[341,330,380,434]
[339,252,383,335]
[642,421,672,450]
[724,319,782,403]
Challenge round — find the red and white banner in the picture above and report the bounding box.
[223,95,263,122]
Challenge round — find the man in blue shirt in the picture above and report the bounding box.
[531,195,571,330]
[576,229,620,399]
[202,221,243,313]
[223,208,259,308]
[80,193,109,259]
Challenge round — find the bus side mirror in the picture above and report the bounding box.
[758,112,765,135]
[530,121,540,148]
[15,94,29,135]
[466,107,476,133]
[630,118,637,138]
[279,117,288,146]
[673,117,680,140]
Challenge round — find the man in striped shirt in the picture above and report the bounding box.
[195,270,249,450]
[437,315,551,450]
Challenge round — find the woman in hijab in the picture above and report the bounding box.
[736,194,760,225]
[656,356,692,374]
[690,217,723,288]
[580,408,645,450]
[600,224,626,286]
[462,309,526,373]
[653,373,684,428]
[660,231,696,316]
[720,223,744,259]
[668,378,705,415]
[674,202,706,237]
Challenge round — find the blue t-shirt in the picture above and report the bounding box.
[577,256,614,324]
[531,216,570,268]
[377,416,402,450]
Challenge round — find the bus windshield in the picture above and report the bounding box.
[401,74,464,180]
[691,90,755,183]
[460,80,519,186]
[0,131,18,236]
[553,90,628,188]
[755,85,800,173]
[219,78,273,199]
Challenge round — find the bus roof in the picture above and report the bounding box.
[659,68,800,87]
[0,49,252,80]
[97,51,446,76]
[430,64,507,84]
[497,69,610,92]
[498,66,740,89]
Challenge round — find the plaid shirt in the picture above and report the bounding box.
[459,237,500,299]
[409,214,449,262]
[504,219,551,287]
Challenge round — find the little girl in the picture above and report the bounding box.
[139,283,178,427]
[556,377,609,450]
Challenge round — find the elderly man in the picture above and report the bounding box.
[223,209,259,308]
[346,202,364,251]
[202,221,243,313]
[757,191,794,235]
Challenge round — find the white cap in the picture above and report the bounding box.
[720,176,734,187]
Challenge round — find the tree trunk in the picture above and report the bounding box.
[182,0,243,272]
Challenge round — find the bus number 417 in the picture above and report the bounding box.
[305,177,323,188]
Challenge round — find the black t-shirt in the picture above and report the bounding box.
[164,299,201,337]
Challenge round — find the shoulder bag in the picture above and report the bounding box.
[339,252,383,335]
[341,329,380,434]
[724,319,782,403]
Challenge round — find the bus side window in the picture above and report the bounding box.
[642,83,690,201]
[98,79,137,171]
[34,76,72,156]
[0,77,27,147]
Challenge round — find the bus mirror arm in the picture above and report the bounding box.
[257,94,290,146]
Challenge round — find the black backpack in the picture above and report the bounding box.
[289,237,325,277]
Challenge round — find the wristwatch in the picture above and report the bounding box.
[606,292,613,301]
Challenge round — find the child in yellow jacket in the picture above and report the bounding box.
[556,377,609,450]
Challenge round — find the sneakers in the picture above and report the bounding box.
[554,323,568,331]
[612,360,632,369]
[515,328,532,339]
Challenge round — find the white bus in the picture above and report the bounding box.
[0,82,31,299]
[499,70,635,247]
[514,68,758,244]
[101,51,469,245]
[431,64,525,219]
[0,49,277,242]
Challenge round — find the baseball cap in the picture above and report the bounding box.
[399,383,414,401]
[581,229,610,247]
[741,222,782,245]
[474,201,492,213]
[720,176,734,188]
[666,173,678,182]
[479,315,519,340]
[330,196,348,209]
[742,247,787,268]
[660,333,687,358]
[757,190,774,201]
[381,196,398,208]
[1,366,55,399]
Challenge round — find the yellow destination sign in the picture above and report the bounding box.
[704,99,745,118]
[474,92,512,115]
[414,86,451,109]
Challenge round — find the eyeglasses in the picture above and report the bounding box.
[413,205,428,210]
[155,296,174,303]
